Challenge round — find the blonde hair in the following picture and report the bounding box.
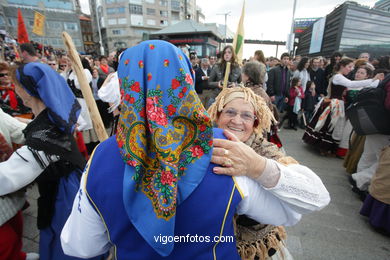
[207,86,276,135]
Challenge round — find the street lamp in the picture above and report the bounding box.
[288,0,298,55]
[95,1,104,55]
[217,11,231,45]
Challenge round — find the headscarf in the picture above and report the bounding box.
[207,86,275,135]
[16,62,80,134]
[116,40,213,256]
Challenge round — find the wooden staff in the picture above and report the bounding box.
[222,62,231,89]
[62,32,108,141]
[13,44,21,62]
[0,42,5,61]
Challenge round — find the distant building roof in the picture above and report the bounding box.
[79,15,91,21]
[150,20,222,40]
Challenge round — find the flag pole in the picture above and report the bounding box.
[232,0,245,65]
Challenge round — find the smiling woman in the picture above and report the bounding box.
[208,86,306,259]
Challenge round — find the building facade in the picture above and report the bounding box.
[89,0,200,55]
[80,14,95,54]
[0,0,84,52]
[374,0,390,12]
[150,19,222,57]
[296,1,390,58]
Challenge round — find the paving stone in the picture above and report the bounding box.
[280,129,390,260]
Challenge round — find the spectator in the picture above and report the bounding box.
[195,58,211,106]
[266,52,292,113]
[324,51,343,84]
[97,56,114,79]
[293,57,310,92]
[308,57,327,97]
[20,43,39,63]
[359,52,370,62]
[208,45,241,108]
[47,57,58,71]
[302,81,318,124]
[253,50,268,90]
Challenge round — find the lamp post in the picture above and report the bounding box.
[95,1,104,55]
[288,0,298,55]
[217,11,231,45]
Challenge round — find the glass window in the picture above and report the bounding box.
[147,19,156,25]
[160,10,168,17]
[8,18,16,26]
[51,38,60,46]
[146,8,156,15]
[129,0,142,4]
[171,0,180,11]
[107,7,125,14]
[64,22,78,31]
[108,19,117,25]
[47,21,62,29]
[145,0,155,3]
[160,0,167,6]
[74,39,82,46]
[191,45,202,56]
[171,12,180,20]
[129,4,143,14]
[131,15,143,26]
[0,16,4,26]
[118,18,127,24]
[112,29,124,35]
[160,20,168,26]
[107,8,116,14]
[114,42,127,48]
[28,20,34,27]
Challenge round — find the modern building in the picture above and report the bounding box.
[296,1,390,58]
[0,0,84,52]
[150,19,222,57]
[374,0,390,12]
[89,0,201,55]
[80,14,95,54]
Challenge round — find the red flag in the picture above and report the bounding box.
[17,9,29,44]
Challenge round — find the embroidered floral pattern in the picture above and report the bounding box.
[117,41,212,221]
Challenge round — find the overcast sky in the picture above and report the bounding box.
[80,0,379,57]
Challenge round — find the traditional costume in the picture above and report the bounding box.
[208,87,298,260]
[303,74,376,154]
[360,145,390,235]
[61,40,330,259]
[0,63,104,260]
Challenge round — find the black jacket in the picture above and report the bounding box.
[195,67,211,94]
[266,65,292,97]
[308,68,327,96]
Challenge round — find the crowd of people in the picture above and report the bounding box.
[0,37,386,260]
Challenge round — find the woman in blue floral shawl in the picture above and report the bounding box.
[61,40,329,260]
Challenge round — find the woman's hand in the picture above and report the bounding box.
[374,73,384,81]
[211,130,266,179]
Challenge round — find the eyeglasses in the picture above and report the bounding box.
[0,73,8,77]
[59,64,67,68]
[221,108,257,122]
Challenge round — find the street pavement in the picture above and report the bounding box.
[22,128,390,259]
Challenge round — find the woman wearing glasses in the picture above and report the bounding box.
[208,87,328,259]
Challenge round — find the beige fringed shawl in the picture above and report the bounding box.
[235,133,298,260]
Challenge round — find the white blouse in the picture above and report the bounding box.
[60,159,330,258]
[332,74,379,90]
[0,108,26,146]
[0,146,58,195]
